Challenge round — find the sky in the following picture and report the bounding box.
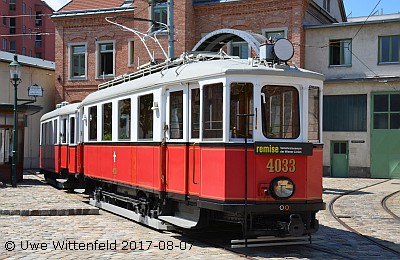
[344,0,400,17]
[43,0,400,16]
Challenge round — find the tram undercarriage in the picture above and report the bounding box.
[86,177,321,239]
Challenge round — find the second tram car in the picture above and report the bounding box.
[40,51,325,239]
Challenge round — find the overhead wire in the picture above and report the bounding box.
[299,0,398,89]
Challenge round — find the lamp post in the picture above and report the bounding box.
[9,55,22,187]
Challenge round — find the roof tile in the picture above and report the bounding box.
[61,0,128,12]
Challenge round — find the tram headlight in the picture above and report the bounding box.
[270,177,295,199]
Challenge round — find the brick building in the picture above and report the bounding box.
[52,0,346,103]
[0,0,55,61]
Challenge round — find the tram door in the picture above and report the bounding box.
[164,85,200,196]
[330,141,349,177]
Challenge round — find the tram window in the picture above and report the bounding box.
[308,86,320,142]
[118,98,131,140]
[54,119,58,144]
[61,118,67,144]
[89,106,97,141]
[48,122,52,145]
[40,123,46,145]
[170,91,183,139]
[191,88,200,139]
[261,85,299,139]
[102,103,112,141]
[203,83,223,139]
[70,117,75,144]
[230,83,253,139]
[138,94,153,139]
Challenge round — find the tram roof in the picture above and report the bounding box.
[40,102,80,122]
[81,59,324,106]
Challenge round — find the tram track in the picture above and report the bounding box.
[329,179,400,257]
[184,225,356,259]
[302,244,357,260]
[381,190,400,221]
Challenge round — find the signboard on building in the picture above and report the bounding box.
[28,84,43,97]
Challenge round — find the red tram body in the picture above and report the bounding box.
[40,52,325,239]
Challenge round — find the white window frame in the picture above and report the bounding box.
[262,27,288,41]
[96,40,116,79]
[68,42,88,80]
[128,38,135,67]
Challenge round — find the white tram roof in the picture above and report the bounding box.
[40,102,80,122]
[81,59,324,106]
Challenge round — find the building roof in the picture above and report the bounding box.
[60,0,132,12]
[348,13,400,23]
[0,51,55,71]
[305,12,400,29]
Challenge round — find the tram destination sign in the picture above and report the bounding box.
[254,142,313,156]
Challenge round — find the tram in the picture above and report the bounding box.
[40,42,325,239]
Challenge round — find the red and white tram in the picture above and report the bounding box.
[40,51,325,239]
[40,102,83,188]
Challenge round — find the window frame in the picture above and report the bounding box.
[9,0,16,11]
[61,117,68,144]
[323,94,367,132]
[88,106,98,141]
[138,93,154,140]
[202,83,224,140]
[329,38,352,67]
[190,86,201,140]
[69,115,76,145]
[372,93,400,130]
[96,40,116,79]
[68,42,88,80]
[128,39,135,67]
[151,0,168,32]
[118,98,132,141]
[229,82,254,140]
[228,41,249,59]
[35,33,42,48]
[9,17,16,34]
[261,85,300,140]
[378,35,400,64]
[9,40,16,53]
[102,102,113,141]
[323,0,331,12]
[168,90,185,140]
[262,27,288,41]
[308,86,321,143]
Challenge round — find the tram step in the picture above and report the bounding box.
[158,216,198,229]
[89,199,174,231]
[231,235,312,248]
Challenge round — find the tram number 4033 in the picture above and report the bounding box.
[266,159,296,173]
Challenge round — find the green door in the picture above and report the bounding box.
[331,141,349,177]
[371,93,400,179]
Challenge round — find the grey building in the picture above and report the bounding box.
[305,13,400,179]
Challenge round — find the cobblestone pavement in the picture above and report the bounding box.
[0,174,98,216]
[0,173,399,259]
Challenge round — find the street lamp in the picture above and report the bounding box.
[9,55,22,187]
